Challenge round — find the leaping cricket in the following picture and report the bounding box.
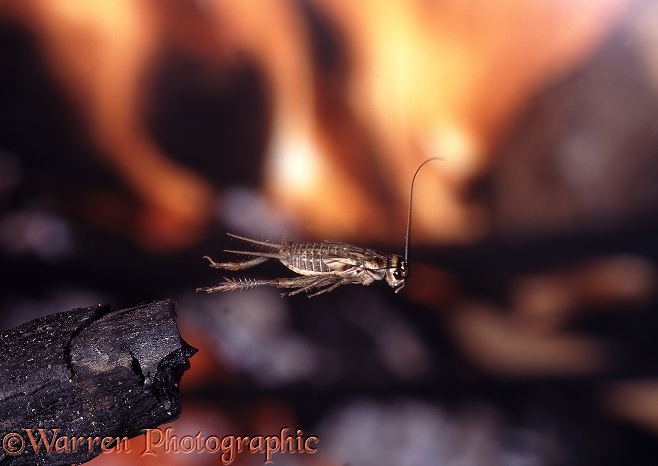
[196,157,443,297]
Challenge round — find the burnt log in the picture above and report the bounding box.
[0,299,197,465]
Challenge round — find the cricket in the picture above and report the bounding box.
[197,157,443,297]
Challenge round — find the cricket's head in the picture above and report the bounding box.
[385,254,408,292]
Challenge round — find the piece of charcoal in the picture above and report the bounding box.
[0,299,197,465]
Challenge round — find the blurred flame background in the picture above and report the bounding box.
[2,0,658,464]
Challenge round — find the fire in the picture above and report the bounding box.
[0,0,631,249]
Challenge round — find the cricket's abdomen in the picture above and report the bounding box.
[281,242,333,276]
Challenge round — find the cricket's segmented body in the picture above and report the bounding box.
[197,157,442,298]
[196,234,407,297]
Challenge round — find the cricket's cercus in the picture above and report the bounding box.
[197,157,444,297]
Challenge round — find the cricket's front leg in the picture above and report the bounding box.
[202,255,269,271]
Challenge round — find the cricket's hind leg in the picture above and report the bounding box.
[285,275,337,296]
[196,275,323,294]
[202,255,269,271]
[196,274,353,298]
[305,278,352,297]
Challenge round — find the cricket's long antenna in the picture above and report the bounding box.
[404,157,445,263]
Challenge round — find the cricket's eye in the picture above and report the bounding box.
[393,268,403,280]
